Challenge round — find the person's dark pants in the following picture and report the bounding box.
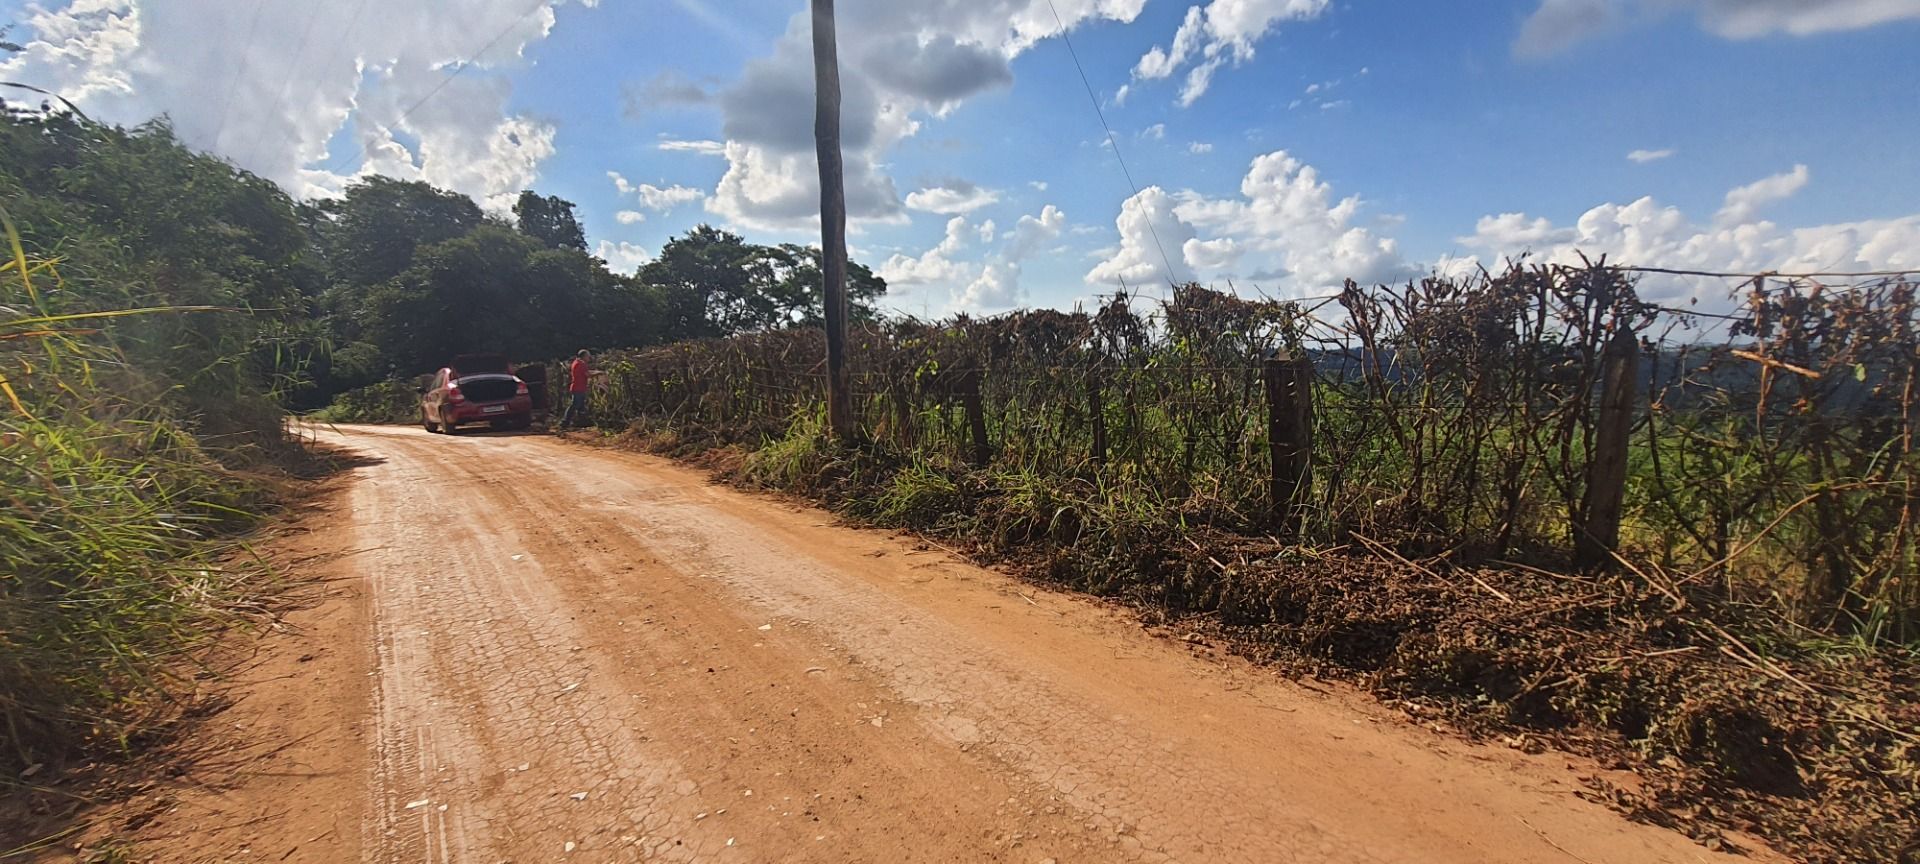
[559,392,588,428]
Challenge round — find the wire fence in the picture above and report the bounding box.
[565,262,1918,643]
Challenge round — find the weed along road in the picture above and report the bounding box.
[253,424,1773,864]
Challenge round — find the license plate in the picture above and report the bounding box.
[482,405,507,414]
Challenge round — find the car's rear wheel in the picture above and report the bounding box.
[443,416,463,435]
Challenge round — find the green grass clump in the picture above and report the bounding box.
[741,407,836,492]
[0,211,272,775]
[861,461,964,529]
[310,378,419,425]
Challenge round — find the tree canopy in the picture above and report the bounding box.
[318,176,485,290]
[641,226,887,339]
[0,100,891,409]
[513,191,587,251]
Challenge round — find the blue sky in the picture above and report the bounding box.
[5,0,1919,312]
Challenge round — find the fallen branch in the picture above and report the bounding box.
[1607,548,1686,611]
[1470,574,1515,605]
[1730,349,1822,380]
[1185,536,1233,574]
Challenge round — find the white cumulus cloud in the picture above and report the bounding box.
[958,261,1021,310]
[878,215,974,285]
[701,0,1148,231]
[657,137,728,155]
[0,0,583,206]
[1182,236,1243,269]
[1516,0,1920,57]
[1459,213,1577,248]
[1006,204,1066,262]
[597,240,653,274]
[877,202,1070,312]
[905,180,1001,214]
[1716,163,1809,226]
[1453,164,1920,305]
[1131,0,1333,106]
[1628,147,1676,163]
[608,171,705,211]
[1177,150,1407,289]
[1086,187,1198,287]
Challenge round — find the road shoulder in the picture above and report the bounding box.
[43,476,374,864]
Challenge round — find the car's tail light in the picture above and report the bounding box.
[516,380,529,395]
[447,385,465,402]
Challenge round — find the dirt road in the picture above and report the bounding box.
[188,424,1771,863]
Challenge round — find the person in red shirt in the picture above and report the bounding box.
[559,349,591,429]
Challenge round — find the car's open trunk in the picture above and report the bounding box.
[456,374,519,403]
[452,353,511,376]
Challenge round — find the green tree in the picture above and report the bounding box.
[580,266,667,351]
[640,225,758,340]
[765,243,888,327]
[365,226,552,372]
[363,225,658,374]
[513,190,588,251]
[298,178,487,396]
[640,226,889,339]
[317,176,484,290]
[0,111,317,430]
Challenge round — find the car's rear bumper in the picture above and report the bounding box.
[445,400,532,425]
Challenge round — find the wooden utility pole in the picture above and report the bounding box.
[811,0,855,442]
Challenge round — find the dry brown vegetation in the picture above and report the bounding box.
[337,262,1919,862]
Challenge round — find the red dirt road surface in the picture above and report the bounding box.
[139,424,1782,863]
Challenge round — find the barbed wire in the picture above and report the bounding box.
[1610,265,1920,280]
[1042,0,1178,292]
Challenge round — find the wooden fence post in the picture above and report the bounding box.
[890,381,913,448]
[1263,351,1314,537]
[1088,366,1108,466]
[962,369,990,467]
[1577,327,1639,567]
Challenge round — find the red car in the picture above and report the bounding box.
[420,353,533,433]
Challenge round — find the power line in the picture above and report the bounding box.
[209,0,266,153]
[1611,265,1920,280]
[1042,0,1178,290]
[242,0,374,173]
[322,0,548,177]
[243,0,328,169]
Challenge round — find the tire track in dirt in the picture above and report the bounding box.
[348,428,1092,862]
[324,425,1776,864]
[352,436,726,862]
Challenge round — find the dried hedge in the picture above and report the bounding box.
[428,262,1917,861]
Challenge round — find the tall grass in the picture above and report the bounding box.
[0,208,268,774]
